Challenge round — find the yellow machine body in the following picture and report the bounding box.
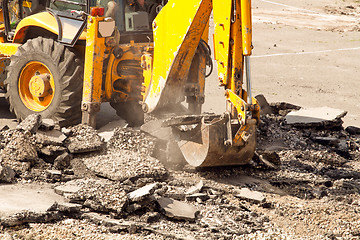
[0,0,259,167]
[141,0,212,113]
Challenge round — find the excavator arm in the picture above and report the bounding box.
[141,0,212,113]
[141,0,260,167]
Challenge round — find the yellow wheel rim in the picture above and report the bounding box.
[18,61,55,112]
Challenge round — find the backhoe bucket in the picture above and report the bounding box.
[168,115,256,167]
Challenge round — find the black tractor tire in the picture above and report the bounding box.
[5,37,83,127]
[110,101,144,127]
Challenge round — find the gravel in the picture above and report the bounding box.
[65,124,104,153]
[1,103,360,239]
[82,150,167,181]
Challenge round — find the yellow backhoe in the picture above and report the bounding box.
[0,0,260,167]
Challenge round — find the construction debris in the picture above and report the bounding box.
[57,179,128,215]
[97,119,126,142]
[35,130,67,146]
[0,165,15,183]
[1,210,62,227]
[82,212,145,233]
[53,152,72,170]
[185,180,204,195]
[108,127,155,155]
[253,150,281,169]
[157,197,198,221]
[82,150,167,181]
[39,118,56,131]
[0,183,66,226]
[45,169,62,181]
[54,183,81,197]
[346,125,360,135]
[1,130,38,163]
[65,125,104,153]
[16,114,41,133]
[235,188,266,203]
[186,193,210,202]
[0,100,360,239]
[48,202,82,214]
[270,102,301,116]
[285,107,347,128]
[128,183,158,202]
[0,115,106,181]
[255,94,273,115]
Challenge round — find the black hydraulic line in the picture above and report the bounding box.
[199,39,213,78]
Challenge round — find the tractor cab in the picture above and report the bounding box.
[1,0,50,41]
[98,0,163,43]
[0,0,163,45]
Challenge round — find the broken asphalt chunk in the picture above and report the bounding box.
[39,145,67,157]
[56,179,128,214]
[255,94,273,115]
[53,152,72,170]
[128,183,158,202]
[35,130,66,146]
[346,126,360,135]
[39,118,55,131]
[0,183,66,226]
[1,210,62,227]
[322,168,360,180]
[157,197,198,221]
[16,114,41,133]
[285,107,347,129]
[185,180,204,195]
[61,127,72,136]
[83,199,108,212]
[54,183,81,196]
[107,127,155,157]
[270,102,301,115]
[0,165,15,183]
[186,193,210,202]
[141,212,161,223]
[65,124,103,154]
[253,150,280,170]
[48,202,82,213]
[0,125,9,132]
[97,119,126,142]
[45,169,62,181]
[1,131,37,163]
[82,150,167,181]
[235,188,266,203]
[164,188,186,201]
[312,137,340,146]
[82,212,144,233]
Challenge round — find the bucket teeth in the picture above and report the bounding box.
[165,114,256,167]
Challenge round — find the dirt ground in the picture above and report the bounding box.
[1,0,360,239]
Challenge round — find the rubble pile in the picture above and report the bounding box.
[0,100,360,239]
[82,151,168,181]
[65,124,103,154]
[107,127,156,156]
[0,114,104,182]
[252,102,359,194]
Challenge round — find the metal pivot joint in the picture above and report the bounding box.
[81,102,101,128]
